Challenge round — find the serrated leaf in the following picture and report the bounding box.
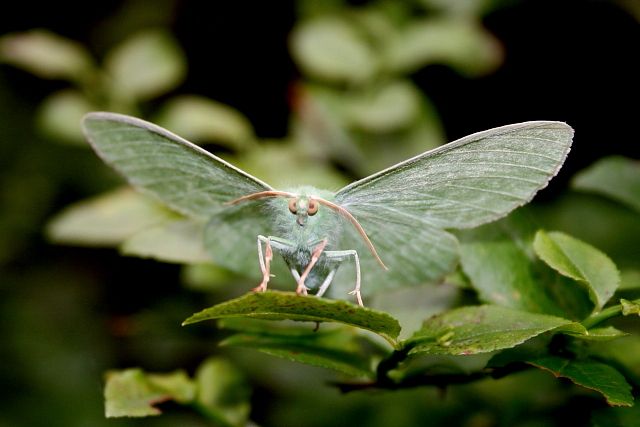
[527,356,634,407]
[458,213,575,317]
[534,230,620,311]
[195,358,251,427]
[183,291,401,347]
[0,29,93,81]
[290,17,377,84]
[155,95,255,150]
[106,30,186,100]
[37,89,94,144]
[46,187,176,246]
[384,18,502,76]
[572,156,640,214]
[405,305,579,356]
[104,369,195,417]
[121,219,211,264]
[221,327,375,378]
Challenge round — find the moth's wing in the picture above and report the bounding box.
[82,112,272,220]
[335,214,459,295]
[204,201,290,282]
[334,121,573,288]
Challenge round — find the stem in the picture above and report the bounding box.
[581,298,640,329]
[335,363,531,393]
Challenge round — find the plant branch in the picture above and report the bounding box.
[334,363,531,393]
[581,298,640,329]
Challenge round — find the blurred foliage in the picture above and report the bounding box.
[1,0,638,426]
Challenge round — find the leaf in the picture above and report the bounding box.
[36,89,94,144]
[182,291,401,347]
[532,192,640,269]
[527,356,634,407]
[290,16,377,84]
[195,358,251,427]
[384,18,503,76]
[569,326,628,341]
[342,80,422,133]
[220,326,376,378]
[46,187,176,246]
[104,368,196,417]
[105,30,186,101]
[458,213,569,316]
[121,219,211,264]
[155,95,255,150]
[231,142,349,190]
[572,156,640,214]
[0,29,93,81]
[620,298,640,316]
[405,305,582,356]
[534,230,620,311]
[181,264,243,292]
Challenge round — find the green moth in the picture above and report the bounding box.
[82,113,573,306]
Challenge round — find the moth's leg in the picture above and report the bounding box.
[253,235,272,292]
[290,268,301,282]
[315,268,337,297]
[254,235,293,292]
[324,249,362,306]
[296,238,328,296]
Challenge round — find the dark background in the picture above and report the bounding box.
[0,1,638,426]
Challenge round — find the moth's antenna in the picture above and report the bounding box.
[315,198,388,271]
[226,190,297,205]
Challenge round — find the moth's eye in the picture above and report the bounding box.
[308,199,319,216]
[288,198,298,214]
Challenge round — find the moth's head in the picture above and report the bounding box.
[288,196,319,227]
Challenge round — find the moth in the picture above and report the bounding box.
[83,113,573,306]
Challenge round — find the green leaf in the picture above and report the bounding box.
[221,326,376,378]
[121,219,211,264]
[384,18,502,76]
[0,29,93,81]
[106,30,186,101]
[569,326,628,341]
[290,16,377,84]
[182,291,401,347]
[195,358,251,427]
[36,89,94,144]
[46,187,176,246]
[527,356,634,407]
[620,298,640,316]
[533,230,620,311]
[231,142,349,190]
[417,0,495,16]
[104,368,196,417]
[342,80,422,133]
[155,95,255,150]
[458,214,568,316]
[532,192,640,269]
[405,305,581,356]
[572,156,640,214]
[181,264,243,292]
